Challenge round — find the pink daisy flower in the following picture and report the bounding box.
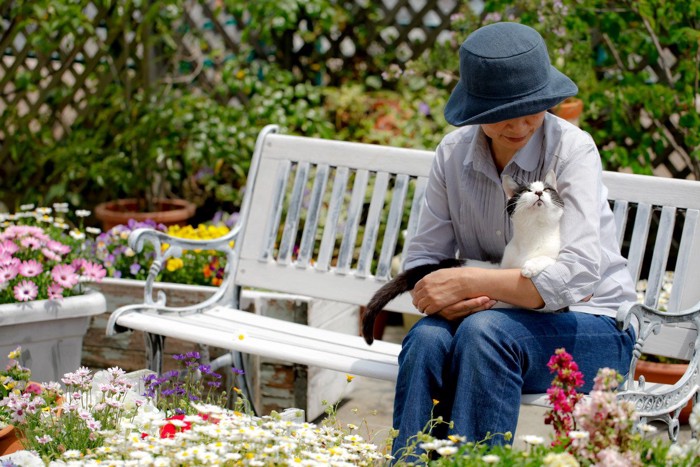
[20,236,41,250]
[0,256,20,269]
[46,240,71,255]
[0,240,19,256]
[19,260,43,278]
[13,280,38,302]
[80,261,106,281]
[41,248,61,262]
[47,283,64,300]
[0,264,19,282]
[51,264,79,289]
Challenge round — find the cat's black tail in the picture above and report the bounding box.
[362,260,461,345]
[362,272,411,345]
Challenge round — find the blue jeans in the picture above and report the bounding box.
[391,309,635,462]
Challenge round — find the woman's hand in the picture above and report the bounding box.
[411,267,495,320]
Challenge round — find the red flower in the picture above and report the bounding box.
[159,414,192,439]
[158,413,217,439]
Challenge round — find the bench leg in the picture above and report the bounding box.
[144,332,165,375]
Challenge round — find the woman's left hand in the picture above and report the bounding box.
[412,267,481,315]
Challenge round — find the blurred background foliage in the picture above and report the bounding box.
[0,0,698,222]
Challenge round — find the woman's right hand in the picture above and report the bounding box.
[432,296,497,321]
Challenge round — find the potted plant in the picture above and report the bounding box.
[0,204,107,382]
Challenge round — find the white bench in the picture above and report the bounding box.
[107,124,700,441]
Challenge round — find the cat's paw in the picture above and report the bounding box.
[521,256,556,278]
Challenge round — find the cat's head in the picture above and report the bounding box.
[502,170,564,225]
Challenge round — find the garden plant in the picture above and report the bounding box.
[1,347,700,465]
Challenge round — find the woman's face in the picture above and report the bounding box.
[481,112,546,162]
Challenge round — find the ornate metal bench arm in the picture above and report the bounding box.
[105,225,241,336]
[616,300,700,440]
[616,300,700,365]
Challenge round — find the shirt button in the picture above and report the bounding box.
[496,230,502,236]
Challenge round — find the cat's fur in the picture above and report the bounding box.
[362,170,564,345]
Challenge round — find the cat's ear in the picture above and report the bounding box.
[502,175,520,199]
[544,170,557,190]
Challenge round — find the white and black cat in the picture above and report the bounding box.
[362,170,565,345]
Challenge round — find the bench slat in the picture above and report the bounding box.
[279,161,310,264]
[116,309,400,381]
[357,172,390,277]
[612,199,629,248]
[266,134,434,177]
[626,203,652,284]
[337,169,369,274]
[298,164,330,268]
[644,206,676,309]
[377,174,409,279]
[316,167,350,272]
[669,208,700,313]
[260,160,291,262]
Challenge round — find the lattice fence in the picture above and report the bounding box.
[0,0,458,146]
[0,1,150,160]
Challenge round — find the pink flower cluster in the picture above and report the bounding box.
[545,349,643,465]
[0,381,62,424]
[0,225,105,304]
[545,348,584,444]
[570,368,639,465]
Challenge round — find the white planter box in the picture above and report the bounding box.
[0,289,107,383]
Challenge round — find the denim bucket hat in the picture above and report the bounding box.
[444,22,578,126]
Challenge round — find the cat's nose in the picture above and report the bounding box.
[535,191,543,197]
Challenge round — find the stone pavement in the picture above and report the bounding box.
[331,322,692,455]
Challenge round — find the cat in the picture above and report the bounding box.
[362,170,564,345]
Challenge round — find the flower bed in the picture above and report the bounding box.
[0,348,699,466]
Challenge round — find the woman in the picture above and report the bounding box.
[391,22,636,461]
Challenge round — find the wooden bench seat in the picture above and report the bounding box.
[107,124,700,441]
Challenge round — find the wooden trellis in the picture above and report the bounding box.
[0,2,151,160]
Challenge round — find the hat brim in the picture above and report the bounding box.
[444,66,578,126]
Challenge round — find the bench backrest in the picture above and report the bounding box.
[233,125,700,359]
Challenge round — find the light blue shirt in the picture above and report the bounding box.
[404,113,636,318]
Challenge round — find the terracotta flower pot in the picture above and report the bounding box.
[0,424,22,455]
[634,359,692,424]
[551,97,584,127]
[94,198,196,231]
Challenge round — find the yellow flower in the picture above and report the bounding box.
[166,258,184,272]
[7,348,20,360]
[346,374,355,383]
[432,399,440,406]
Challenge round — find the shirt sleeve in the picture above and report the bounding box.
[403,143,459,270]
[531,135,605,310]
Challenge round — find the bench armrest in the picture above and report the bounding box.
[616,299,700,390]
[106,225,240,336]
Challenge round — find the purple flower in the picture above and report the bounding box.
[231,367,245,376]
[129,263,141,276]
[418,102,431,117]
